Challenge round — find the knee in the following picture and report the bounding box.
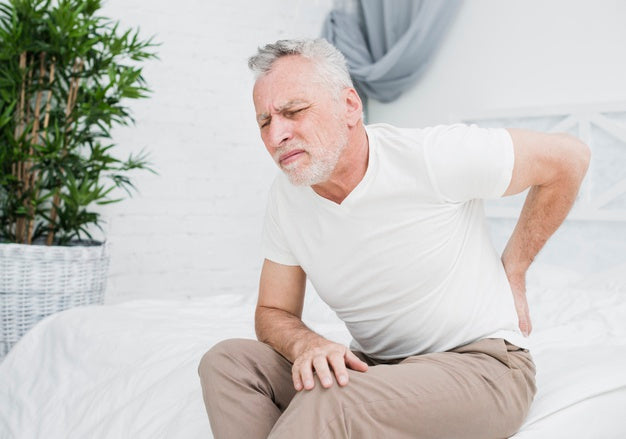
[270,384,352,437]
[198,338,256,380]
[290,380,347,413]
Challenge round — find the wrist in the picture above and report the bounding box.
[501,262,527,296]
[291,330,325,360]
[501,248,530,279]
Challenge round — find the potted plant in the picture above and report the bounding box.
[0,0,157,357]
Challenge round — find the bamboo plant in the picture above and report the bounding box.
[0,0,157,245]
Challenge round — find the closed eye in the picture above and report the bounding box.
[258,115,271,128]
[258,105,311,129]
[285,106,309,118]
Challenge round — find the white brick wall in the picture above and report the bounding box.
[95,1,625,303]
[97,0,334,302]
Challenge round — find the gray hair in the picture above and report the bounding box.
[248,38,353,94]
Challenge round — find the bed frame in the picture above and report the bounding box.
[455,101,626,222]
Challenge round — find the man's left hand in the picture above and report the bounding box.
[506,272,532,337]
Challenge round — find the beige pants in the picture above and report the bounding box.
[198,337,536,439]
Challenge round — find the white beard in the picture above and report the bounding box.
[274,133,348,186]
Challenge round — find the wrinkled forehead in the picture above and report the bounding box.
[252,56,329,108]
[254,55,318,89]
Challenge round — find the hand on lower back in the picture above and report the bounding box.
[291,340,368,391]
[508,274,532,336]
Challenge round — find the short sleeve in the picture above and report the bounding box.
[261,180,300,266]
[423,124,514,203]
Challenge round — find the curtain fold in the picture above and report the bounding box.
[322,0,462,104]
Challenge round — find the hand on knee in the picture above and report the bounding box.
[291,339,368,391]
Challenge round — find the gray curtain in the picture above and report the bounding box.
[322,0,462,104]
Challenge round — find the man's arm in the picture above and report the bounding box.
[502,129,591,335]
[255,259,368,391]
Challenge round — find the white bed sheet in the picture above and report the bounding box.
[1,270,626,439]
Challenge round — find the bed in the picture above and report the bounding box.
[1,263,626,438]
[2,103,626,438]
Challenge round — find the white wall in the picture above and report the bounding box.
[368,0,626,279]
[98,0,625,303]
[98,0,333,302]
[369,0,626,126]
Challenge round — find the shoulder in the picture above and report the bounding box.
[421,124,515,202]
[366,122,427,146]
[365,123,430,164]
[422,123,512,151]
[365,123,507,153]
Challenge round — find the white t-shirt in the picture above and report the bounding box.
[262,123,527,359]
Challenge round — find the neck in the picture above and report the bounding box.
[311,123,369,204]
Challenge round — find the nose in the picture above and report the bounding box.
[266,115,293,149]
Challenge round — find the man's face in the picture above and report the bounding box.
[252,55,348,186]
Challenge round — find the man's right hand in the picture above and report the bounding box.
[291,339,369,391]
[255,260,368,391]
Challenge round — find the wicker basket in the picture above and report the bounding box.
[0,242,110,358]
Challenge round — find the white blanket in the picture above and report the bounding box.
[1,270,626,438]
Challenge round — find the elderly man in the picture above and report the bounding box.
[198,39,590,439]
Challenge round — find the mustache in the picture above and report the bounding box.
[273,142,308,163]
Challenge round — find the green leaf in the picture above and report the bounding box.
[0,0,158,244]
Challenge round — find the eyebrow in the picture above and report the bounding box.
[256,100,309,124]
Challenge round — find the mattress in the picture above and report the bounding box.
[1,265,625,438]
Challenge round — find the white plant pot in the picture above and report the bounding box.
[0,241,110,358]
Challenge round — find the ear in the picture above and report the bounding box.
[343,87,363,127]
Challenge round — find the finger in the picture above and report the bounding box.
[517,306,531,337]
[345,350,369,372]
[291,364,303,391]
[513,293,531,337]
[518,317,530,337]
[327,353,350,386]
[312,356,333,388]
[515,301,527,334]
[518,310,531,337]
[298,360,316,391]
